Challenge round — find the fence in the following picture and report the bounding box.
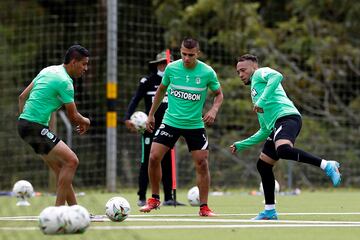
[1,0,359,192]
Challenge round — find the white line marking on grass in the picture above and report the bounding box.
[3,224,360,232]
[90,224,360,230]
[125,218,360,225]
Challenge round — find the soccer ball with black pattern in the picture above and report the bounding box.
[39,207,66,235]
[12,180,34,199]
[105,197,131,222]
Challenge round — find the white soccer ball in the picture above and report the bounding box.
[69,205,90,233]
[105,197,131,222]
[130,111,148,133]
[259,180,280,194]
[12,180,34,199]
[187,186,200,206]
[39,206,65,235]
[60,206,87,234]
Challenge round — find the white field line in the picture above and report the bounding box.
[1,216,360,225]
[2,212,360,221]
[2,223,360,232]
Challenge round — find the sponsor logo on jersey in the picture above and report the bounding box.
[170,89,201,101]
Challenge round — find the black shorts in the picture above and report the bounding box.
[262,115,302,160]
[153,124,209,151]
[17,118,60,155]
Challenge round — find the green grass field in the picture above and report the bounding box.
[1,188,360,240]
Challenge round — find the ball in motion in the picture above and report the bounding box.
[105,196,131,222]
[187,186,200,206]
[130,111,148,133]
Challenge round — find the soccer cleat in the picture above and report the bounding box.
[139,197,161,213]
[199,205,216,217]
[324,161,341,187]
[137,199,146,207]
[162,199,186,206]
[252,209,278,220]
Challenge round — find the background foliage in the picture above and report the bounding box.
[0,0,359,191]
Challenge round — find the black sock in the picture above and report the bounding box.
[257,159,275,205]
[200,203,207,207]
[277,144,321,167]
[152,194,160,200]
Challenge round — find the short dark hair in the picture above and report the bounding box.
[181,37,200,49]
[237,54,258,63]
[64,45,89,64]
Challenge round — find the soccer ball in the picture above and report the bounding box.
[105,197,131,222]
[187,186,200,206]
[12,180,34,199]
[69,205,90,233]
[130,111,148,133]
[60,205,89,234]
[39,207,65,235]
[259,180,280,194]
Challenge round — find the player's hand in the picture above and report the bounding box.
[252,105,264,113]
[203,109,217,126]
[76,117,90,135]
[125,120,137,133]
[146,115,155,133]
[230,144,237,154]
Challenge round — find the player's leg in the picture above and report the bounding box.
[140,124,179,212]
[161,149,174,203]
[45,141,79,206]
[252,135,279,220]
[17,119,78,205]
[137,134,151,206]
[191,149,210,205]
[183,128,214,216]
[274,115,341,186]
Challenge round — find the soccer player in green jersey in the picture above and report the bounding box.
[18,45,90,206]
[140,37,224,216]
[230,54,341,220]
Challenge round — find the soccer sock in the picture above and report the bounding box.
[200,203,208,207]
[152,194,160,200]
[257,159,275,205]
[276,144,322,167]
[265,204,275,210]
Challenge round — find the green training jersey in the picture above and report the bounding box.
[234,67,300,151]
[19,65,74,126]
[161,59,220,129]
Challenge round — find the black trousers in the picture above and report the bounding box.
[138,131,173,201]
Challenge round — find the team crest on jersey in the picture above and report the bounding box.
[251,88,258,98]
[196,77,201,84]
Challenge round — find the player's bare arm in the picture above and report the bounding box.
[146,83,167,133]
[18,81,34,114]
[203,88,223,126]
[64,102,90,135]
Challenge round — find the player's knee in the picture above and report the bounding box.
[148,154,162,170]
[66,155,79,169]
[195,158,209,173]
[276,144,293,159]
